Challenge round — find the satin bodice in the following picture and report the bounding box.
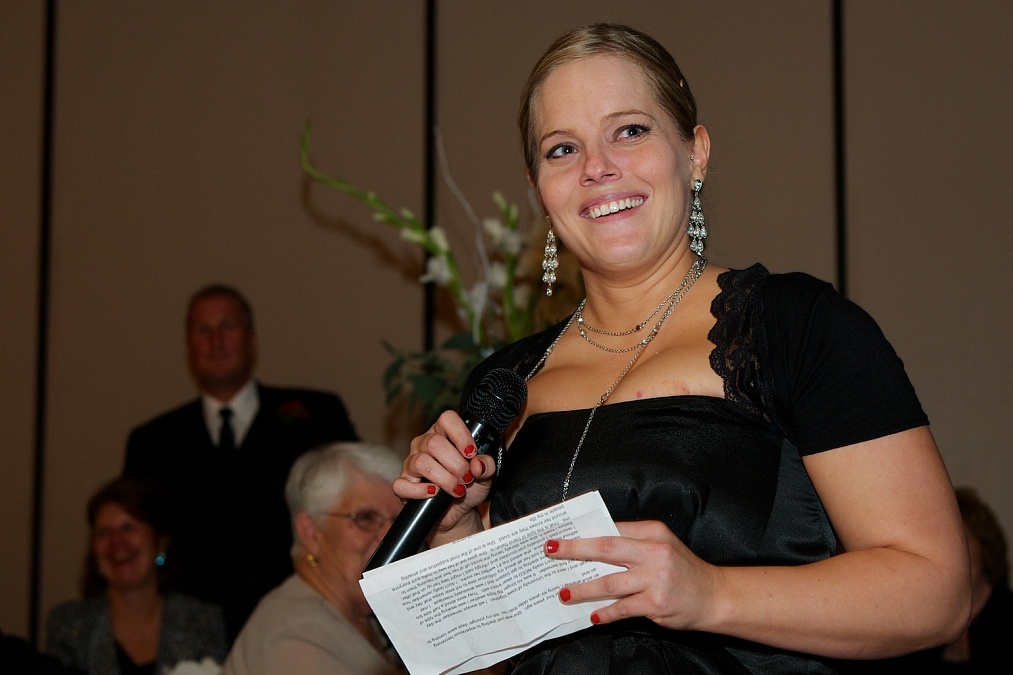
[489,396,840,674]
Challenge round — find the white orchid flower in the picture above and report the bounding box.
[466,281,489,334]
[482,217,505,242]
[400,228,427,244]
[429,226,451,253]
[419,255,453,286]
[499,229,523,256]
[488,262,508,289]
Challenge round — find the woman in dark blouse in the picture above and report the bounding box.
[393,22,971,673]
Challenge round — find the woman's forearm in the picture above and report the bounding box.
[703,546,970,658]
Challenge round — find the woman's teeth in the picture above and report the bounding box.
[587,197,644,219]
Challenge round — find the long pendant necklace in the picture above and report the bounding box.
[511,256,707,501]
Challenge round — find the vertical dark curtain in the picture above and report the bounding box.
[30,0,58,646]
[423,0,438,349]
[833,0,848,296]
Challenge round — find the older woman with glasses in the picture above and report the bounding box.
[223,442,405,675]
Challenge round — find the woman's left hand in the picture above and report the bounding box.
[546,520,723,631]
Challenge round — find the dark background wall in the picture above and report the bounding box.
[2,0,1009,640]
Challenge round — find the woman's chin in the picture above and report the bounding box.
[105,571,157,594]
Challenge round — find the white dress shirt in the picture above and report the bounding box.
[202,379,259,448]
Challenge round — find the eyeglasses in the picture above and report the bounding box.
[327,510,397,533]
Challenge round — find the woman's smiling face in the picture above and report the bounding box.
[532,54,704,281]
[313,471,403,619]
[91,502,161,593]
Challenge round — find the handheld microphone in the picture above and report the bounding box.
[364,368,527,571]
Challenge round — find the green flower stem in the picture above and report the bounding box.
[300,122,477,336]
[300,122,543,428]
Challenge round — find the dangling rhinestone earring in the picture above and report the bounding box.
[541,218,559,297]
[688,179,707,256]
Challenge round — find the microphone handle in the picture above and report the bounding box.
[363,420,496,572]
[363,488,452,572]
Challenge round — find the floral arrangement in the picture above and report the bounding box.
[300,123,554,427]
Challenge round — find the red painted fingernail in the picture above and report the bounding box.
[545,540,559,554]
[559,588,571,602]
[463,471,474,484]
[426,484,437,495]
[590,612,601,625]
[464,444,476,458]
[453,484,466,497]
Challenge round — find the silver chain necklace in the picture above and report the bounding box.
[504,256,707,501]
[576,286,673,337]
[574,259,706,354]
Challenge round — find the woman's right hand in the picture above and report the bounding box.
[392,409,496,543]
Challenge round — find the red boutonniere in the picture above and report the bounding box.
[278,399,311,424]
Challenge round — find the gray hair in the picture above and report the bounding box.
[285,441,403,559]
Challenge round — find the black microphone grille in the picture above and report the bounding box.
[464,368,527,433]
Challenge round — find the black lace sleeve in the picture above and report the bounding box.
[708,264,778,429]
[710,265,928,455]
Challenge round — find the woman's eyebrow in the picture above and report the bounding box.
[538,110,658,147]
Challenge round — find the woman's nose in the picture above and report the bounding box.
[581,143,620,184]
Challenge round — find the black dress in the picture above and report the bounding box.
[463,265,929,674]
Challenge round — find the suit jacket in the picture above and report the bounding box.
[45,592,226,674]
[123,383,358,642]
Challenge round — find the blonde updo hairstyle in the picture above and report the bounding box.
[518,23,699,183]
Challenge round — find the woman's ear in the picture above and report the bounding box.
[690,125,711,182]
[294,511,322,557]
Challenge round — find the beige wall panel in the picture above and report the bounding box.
[435,0,836,313]
[0,1,45,639]
[846,2,1013,535]
[40,1,425,635]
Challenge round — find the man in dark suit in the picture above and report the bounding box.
[123,284,358,643]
